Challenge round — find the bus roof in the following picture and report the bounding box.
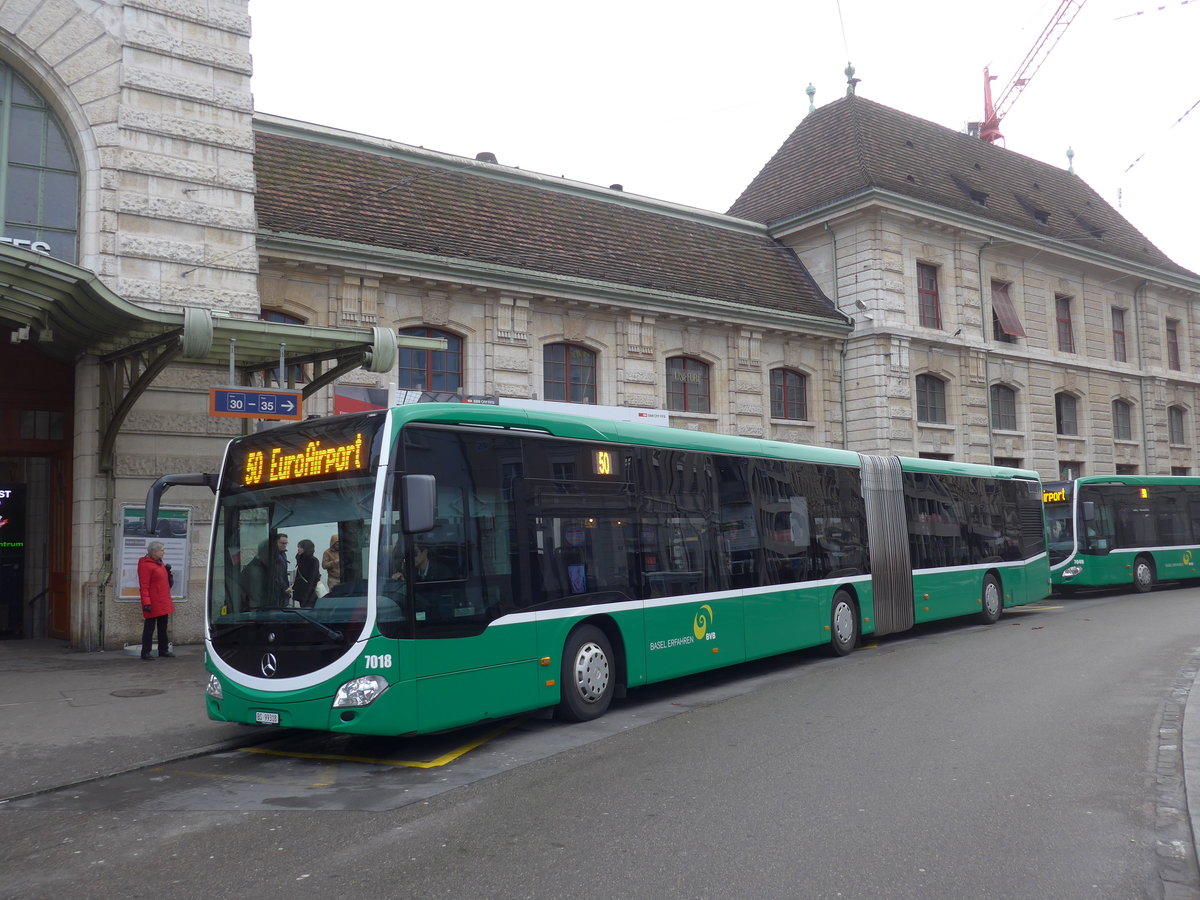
[383,403,1042,481]
[1050,474,1200,488]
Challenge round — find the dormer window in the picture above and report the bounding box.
[1076,215,1104,241]
[1015,193,1050,226]
[950,174,987,207]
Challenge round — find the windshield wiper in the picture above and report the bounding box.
[275,608,344,641]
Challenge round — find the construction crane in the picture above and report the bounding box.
[979,0,1088,144]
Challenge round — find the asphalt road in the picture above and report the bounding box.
[4,587,1200,899]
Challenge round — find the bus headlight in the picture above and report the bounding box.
[333,675,389,708]
[206,673,223,699]
[1063,565,1083,579]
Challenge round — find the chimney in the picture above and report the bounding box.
[475,151,498,164]
[609,184,623,191]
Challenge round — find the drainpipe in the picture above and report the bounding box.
[1134,279,1149,473]
[826,222,849,449]
[977,238,994,464]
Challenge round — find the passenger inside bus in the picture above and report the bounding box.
[238,536,291,608]
[391,542,452,582]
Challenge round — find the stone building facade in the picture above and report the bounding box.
[251,116,849,445]
[731,94,1200,479]
[0,1,399,648]
[2,3,1198,650]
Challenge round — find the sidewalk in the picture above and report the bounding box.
[0,639,268,801]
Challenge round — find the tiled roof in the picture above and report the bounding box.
[728,95,1194,278]
[252,128,843,324]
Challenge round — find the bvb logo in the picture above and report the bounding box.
[693,604,713,640]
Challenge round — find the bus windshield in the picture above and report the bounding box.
[1041,481,1075,565]
[209,476,377,677]
[1044,503,1075,564]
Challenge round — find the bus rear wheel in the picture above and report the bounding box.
[829,589,859,657]
[556,624,614,722]
[1133,556,1155,593]
[979,574,1003,624]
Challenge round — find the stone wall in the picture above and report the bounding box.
[1,0,258,646]
[259,256,847,445]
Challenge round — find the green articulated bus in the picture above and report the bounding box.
[1045,475,1200,594]
[147,403,1050,736]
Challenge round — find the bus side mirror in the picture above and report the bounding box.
[1081,501,1096,521]
[402,474,437,534]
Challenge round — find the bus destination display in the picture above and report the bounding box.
[228,415,381,489]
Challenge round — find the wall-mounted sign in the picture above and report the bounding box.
[0,486,26,636]
[0,487,24,548]
[209,387,303,420]
[0,237,51,255]
[117,506,190,601]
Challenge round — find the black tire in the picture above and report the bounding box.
[556,625,615,722]
[979,573,1003,624]
[828,589,859,657]
[1133,556,1155,593]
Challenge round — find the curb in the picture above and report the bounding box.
[0,726,296,805]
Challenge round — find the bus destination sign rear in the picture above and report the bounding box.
[209,387,303,421]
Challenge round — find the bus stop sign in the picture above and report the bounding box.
[209,387,303,421]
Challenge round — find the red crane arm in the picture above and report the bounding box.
[980,0,1088,143]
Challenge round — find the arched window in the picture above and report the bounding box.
[1,62,80,262]
[1168,405,1187,445]
[990,384,1017,431]
[666,357,710,413]
[770,368,808,420]
[1111,400,1133,441]
[1055,392,1078,436]
[915,374,947,424]
[543,343,597,404]
[398,327,462,393]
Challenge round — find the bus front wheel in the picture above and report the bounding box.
[556,625,614,722]
[829,589,859,657]
[979,574,1003,624]
[1133,556,1155,593]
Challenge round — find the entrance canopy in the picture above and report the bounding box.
[0,243,442,374]
[0,244,443,470]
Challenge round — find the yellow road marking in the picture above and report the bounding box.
[315,763,338,787]
[148,768,323,787]
[237,717,525,768]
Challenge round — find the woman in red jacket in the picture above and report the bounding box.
[138,540,175,660]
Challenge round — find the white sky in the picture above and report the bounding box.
[247,0,1199,275]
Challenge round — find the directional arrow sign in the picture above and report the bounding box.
[209,387,304,421]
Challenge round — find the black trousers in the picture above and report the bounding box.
[141,614,169,656]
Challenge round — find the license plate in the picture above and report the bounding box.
[255,711,280,725]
